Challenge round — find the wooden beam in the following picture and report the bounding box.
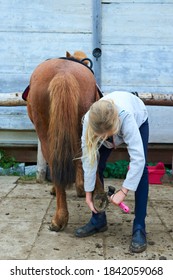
[1,92,173,106]
[0,92,26,106]
[137,93,173,106]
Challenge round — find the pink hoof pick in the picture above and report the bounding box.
[108,185,130,213]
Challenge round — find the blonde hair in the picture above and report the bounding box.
[84,99,120,165]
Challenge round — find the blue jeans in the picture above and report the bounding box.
[98,119,149,233]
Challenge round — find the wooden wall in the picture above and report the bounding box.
[100,0,173,146]
[0,0,92,162]
[1,1,173,94]
[0,0,92,92]
[0,0,173,162]
[101,0,173,93]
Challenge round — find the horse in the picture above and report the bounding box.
[26,51,103,231]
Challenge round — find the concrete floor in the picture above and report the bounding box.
[0,176,173,260]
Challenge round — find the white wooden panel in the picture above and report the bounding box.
[0,105,172,145]
[0,130,37,146]
[0,107,34,130]
[0,33,93,73]
[102,3,173,44]
[101,85,173,95]
[0,33,92,92]
[147,106,173,143]
[0,75,31,94]
[0,0,93,93]
[101,45,173,93]
[102,1,171,3]
[0,0,92,32]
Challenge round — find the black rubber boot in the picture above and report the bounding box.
[75,212,107,238]
[130,228,147,253]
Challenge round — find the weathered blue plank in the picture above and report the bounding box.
[0,75,30,93]
[0,0,92,32]
[102,1,172,3]
[0,104,173,143]
[0,32,92,92]
[0,0,93,92]
[0,33,92,73]
[101,45,173,93]
[147,106,173,143]
[102,3,173,45]
[0,107,34,130]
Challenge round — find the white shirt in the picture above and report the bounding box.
[81,91,148,192]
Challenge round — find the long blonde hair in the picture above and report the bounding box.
[84,99,120,165]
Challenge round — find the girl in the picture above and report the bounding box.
[75,91,149,253]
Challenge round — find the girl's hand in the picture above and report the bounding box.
[109,188,128,206]
[85,192,97,213]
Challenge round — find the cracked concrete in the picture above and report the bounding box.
[0,176,173,260]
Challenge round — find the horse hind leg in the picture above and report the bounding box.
[50,158,84,198]
[75,161,104,197]
[94,172,105,195]
[75,159,85,197]
[49,185,69,231]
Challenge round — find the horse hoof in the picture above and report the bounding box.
[49,224,59,232]
[49,221,67,232]
[50,186,56,196]
[76,190,85,197]
[76,185,85,197]
[49,223,62,232]
[50,190,56,196]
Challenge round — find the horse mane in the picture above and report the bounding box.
[66,50,88,65]
[48,72,79,187]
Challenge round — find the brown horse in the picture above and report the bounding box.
[26,51,103,231]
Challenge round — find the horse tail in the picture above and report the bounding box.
[48,72,79,187]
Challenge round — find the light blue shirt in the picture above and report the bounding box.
[81,91,148,192]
